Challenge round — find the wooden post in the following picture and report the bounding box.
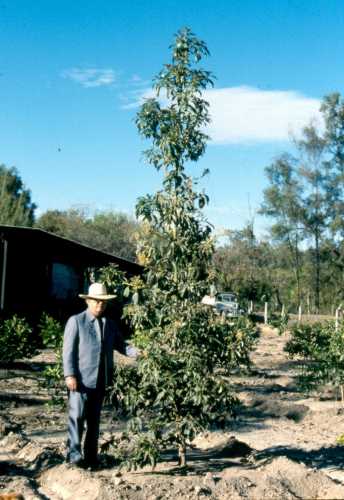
[298,304,302,323]
[281,304,285,317]
[335,304,342,332]
[264,302,268,324]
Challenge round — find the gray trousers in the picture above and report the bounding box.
[67,388,104,464]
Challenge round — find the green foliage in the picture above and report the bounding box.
[268,312,289,336]
[257,92,344,313]
[259,154,305,306]
[285,321,344,393]
[222,316,258,369]
[40,313,63,348]
[285,322,330,358]
[0,164,36,226]
[97,263,127,302]
[39,313,65,406]
[214,223,277,307]
[109,28,257,470]
[112,308,255,469]
[0,315,36,362]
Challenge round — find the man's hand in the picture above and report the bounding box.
[65,376,78,391]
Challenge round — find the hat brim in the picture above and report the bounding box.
[79,294,116,301]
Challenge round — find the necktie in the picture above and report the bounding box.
[96,318,107,388]
[97,318,104,343]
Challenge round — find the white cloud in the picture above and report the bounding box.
[119,87,155,109]
[129,74,151,86]
[122,84,322,144]
[205,86,321,144]
[62,68,117,88]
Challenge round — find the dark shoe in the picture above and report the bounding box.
[66,458,85,469]
[84,459,100,471]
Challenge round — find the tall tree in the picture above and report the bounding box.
[260,95,344,312]
[318,93,344,309]
[0,164,36,226]
[260,154,305,306]
[296,124,329,311]
[320,93,344,238]
[116,28,247,469]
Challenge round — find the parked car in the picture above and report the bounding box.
[202,292,242,317]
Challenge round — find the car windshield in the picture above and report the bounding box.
[217,293,237,303]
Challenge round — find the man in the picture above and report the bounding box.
[63,282,133,469]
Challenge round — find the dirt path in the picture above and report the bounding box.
[233,325,344,455]
[2,326,344,499]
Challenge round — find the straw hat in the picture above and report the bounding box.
[79,282,116,301]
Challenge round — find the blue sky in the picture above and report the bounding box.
[1,0,343,237]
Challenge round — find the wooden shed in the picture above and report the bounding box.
[0,225,142,325]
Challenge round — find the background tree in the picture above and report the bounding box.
[0,164,36,226]
[259,94,344,313]
[259,154,305,306]
[113,28,253,469]
[320,94,344,303]
[214,222,275,308]
[320,92,344,239]
[296,124,330,312]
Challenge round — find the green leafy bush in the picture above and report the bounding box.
[268,312,289,335]
[285,322,331,359]
[40,313,64,349]
[0,315,36,362]
[224,316,259,369]
[39,313,65,405]
[97,263,127,302]
[285,321,344,393]
[112,304,257,469]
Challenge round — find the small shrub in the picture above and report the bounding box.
[285,321,344,394]
[224,316,259,370]
[97,263,127,302]
[110,311,257,470]
[285,322,330,359]
[39,313,65,406]
[40,313,64,349]
[268,312,289,335]
[0,315,36,362]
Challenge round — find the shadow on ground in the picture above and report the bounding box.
[148,443,344,476]
[255,444,344,471]
[238,398,309,422]
[0,394,47,411]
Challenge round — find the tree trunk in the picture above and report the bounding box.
[295,238,302,307]
[315,231,320,313]
[178,444,186,467]
[288,233,302,307]
[275,288,282,309]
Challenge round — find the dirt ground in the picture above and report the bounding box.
[2,325,344,499]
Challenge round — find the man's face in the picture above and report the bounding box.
[86,298,107,317]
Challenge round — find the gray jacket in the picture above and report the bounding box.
[63,309,126,389]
